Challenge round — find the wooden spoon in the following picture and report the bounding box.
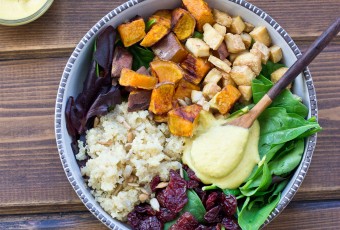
[228,17,340,129]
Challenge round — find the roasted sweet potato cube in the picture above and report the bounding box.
[154,113,169,123]
[149,10,172,29]
[140,23,170,47]
[182,0,215,32]
[150,60,184,84]
[119,68,158,90]
[181,54,212,85]
[128,90,152,112]
[111,46,133,78]
[152,32,188,63]
[173,79,200,102]
[172,8,196,41]
[117,16,146,47]
[210,85,241,114]
[154,10,172,21]
[149,82,175,114]
[168,104,202,137]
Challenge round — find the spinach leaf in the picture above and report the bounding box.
[269,139,304,176]
[252,75,273,103]
[193,31,203,39]
[238,193,280,230]
[164,189,206,230]
[248,196,265,210]
[268,180,288,203]
[128,45,155,71]
[260,60,286,79]
[223,188,242,197]
[203,184,219,191]
[145,19,157,31]
[182,169,189,181]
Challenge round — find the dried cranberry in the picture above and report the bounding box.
[156,170,188,213]
[150,175,161,192]
[170,212,199,230]
[195,224,217,230]
[194,187,207,204]
[205,192,220,211]
[138,216,162,230]
[221,194,237,216]
[221,217,240,230]
[186,167,202,182]
[204,205,223,223]
[187,180,200,189]
[134,204,156,216]
[127,211,143,229]
[156,207,177,223]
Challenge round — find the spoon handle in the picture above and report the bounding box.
[267,17,340,100]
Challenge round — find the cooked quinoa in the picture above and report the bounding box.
[77,102,185,221]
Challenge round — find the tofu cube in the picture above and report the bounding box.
[202,82,221,99]
[240,33,252,49]
[203,68,223,85]
[238,85,253,102]
[203,23,224,50]
[244,22,255,33]
[210,85,241,114]
[213,23,227,36]
[233,52,262,75]
[230,65,256,86]
[250,26,272,47]
[213,9,232,28]
[221,71,237,87]
[269,45,283,63]
[225,33,246,54]
[250,41,269,64]
[191,90,204,103]
[229,16,246,34]
[185,38,210,57]
[223,59,232,66]
[208,55,231,73]
[271,67,291,89]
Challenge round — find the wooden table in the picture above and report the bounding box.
[0,0,339,229]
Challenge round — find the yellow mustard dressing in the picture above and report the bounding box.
[183,112,260,189]
[0,0,47,20]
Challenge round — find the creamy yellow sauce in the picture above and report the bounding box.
[183,112,260,189]
[0,0,47,20]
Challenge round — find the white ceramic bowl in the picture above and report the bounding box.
[55,0,318,229]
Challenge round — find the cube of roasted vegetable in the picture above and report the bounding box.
[225,33,246,54]
[154,113,169,123]
[111,46,133,78]
[244,22,255,33]
[221,71,237,87]
[140,23,170,47]
[118,16,146,47]
[168,104,202,136]
[182,0,215,32]
[230,65,256,86]
[271,67,291,89]
[149,10,172,28]
[250,26,272,47]
[173,79,200,102]
[208,55,231,73]
[213,9,232,28]
[202,82,221,99]
[120,68,158,89]
[185,38,210,58]
[210,85,241,114]
[269,45,283,63]
[150,60,184,84]
[233,52,262,75]
[128,90,152,112]
[229,16,245,34]
[212,42,229,60]
[149,82,175,114]
[213,23,227,36]
[250,41,269,64]
[240,33,252,49]
[172,8,196,41]
[181,54,212,84]
[191,90,204,103]
[136,66,150,75]
[203,23,224,50]
[238,85,252,102]
[203,68,222,85]
[152,32,188,63]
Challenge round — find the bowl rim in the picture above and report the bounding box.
[55,0,318,229]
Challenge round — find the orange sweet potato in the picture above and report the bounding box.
[182,0,215,32]
[149,82,175,115]
[117,16,146,47]
[210,85,241,114]
[150,60,184,84]
[149,10,172,28]
[171,8,196,41]
[168,104,202,137]
[119,68,158,90]
[140,23,170,47]
[173,79,200,101]
[181,54,212,84]
[152,32,188,63]
[153,113,169,123]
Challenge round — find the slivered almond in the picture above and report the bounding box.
[155,182,169,189]
[139,193,149,203]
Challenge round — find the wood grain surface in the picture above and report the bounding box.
[0,0,339,228]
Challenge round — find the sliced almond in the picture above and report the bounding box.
[155,182,169,189]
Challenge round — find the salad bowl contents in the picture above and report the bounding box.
[57,0,321,229]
